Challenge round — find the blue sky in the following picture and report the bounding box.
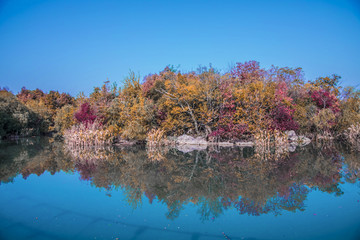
[0,0,359,96]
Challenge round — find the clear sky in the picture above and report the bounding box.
[1,0,360,96]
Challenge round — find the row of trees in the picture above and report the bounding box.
[0,87,73,138]
[1,61,359,142]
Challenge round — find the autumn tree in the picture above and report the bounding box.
[155,68,204,135]
[74,102,97,124]
[107,72,156,140]
[54,104,76,134]
[311,74,341,96]
[0,89,41,138]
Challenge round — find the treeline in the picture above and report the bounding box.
[1,61,360,144]
[0,88,73,138]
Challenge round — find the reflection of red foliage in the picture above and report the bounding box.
[235,198,268,216]
[21,167,46,179]
[75,161,97,181]
[145,191,156,204]
[234,184,308,216]
[311,154,343,193]
[74,102,97,124]
[221,198,232,209]
[21,163,58,179]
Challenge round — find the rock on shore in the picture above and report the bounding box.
[285,130,311,150]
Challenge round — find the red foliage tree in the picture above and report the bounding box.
[230,60,265,85]
[74,102,97,124]
[17,87,45,103]
[311,89,340,113]
[210,123,248,141]
[142,74,157,96]
[269,81,299,131]
[57,92,74,107]
[210,81,249,141]
[271,104,299,131]
[275,81,293,103]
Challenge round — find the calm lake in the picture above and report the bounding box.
[0,137,359,240]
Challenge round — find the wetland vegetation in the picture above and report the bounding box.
[1,61,360,151]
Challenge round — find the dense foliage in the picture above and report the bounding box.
[1,61,359,144]
[0,89,41,137]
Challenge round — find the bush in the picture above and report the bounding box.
[0,90,41,138]
[54,105,76,135]
[74,102,97,124]
[63,120,114,147]
[344,123,360,150]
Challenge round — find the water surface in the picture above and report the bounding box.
[0,138,359,240]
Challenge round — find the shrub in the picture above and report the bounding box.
[311,89,340,113]
[74,102,97,124]
[64,120,114,147]
[54,104,76,135]
[271,104,299,131]
[0,90,41,138]
[344,123,360,150]
[312,108,336,136]
[146,129,166,147]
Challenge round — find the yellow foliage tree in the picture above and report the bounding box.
[54,104,76,134]
[106,72,156,140]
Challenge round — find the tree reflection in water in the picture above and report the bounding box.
[0,137,359,221]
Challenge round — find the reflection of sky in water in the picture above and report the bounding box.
[0,139,359,240]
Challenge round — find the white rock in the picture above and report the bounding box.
[176,135,207,145]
